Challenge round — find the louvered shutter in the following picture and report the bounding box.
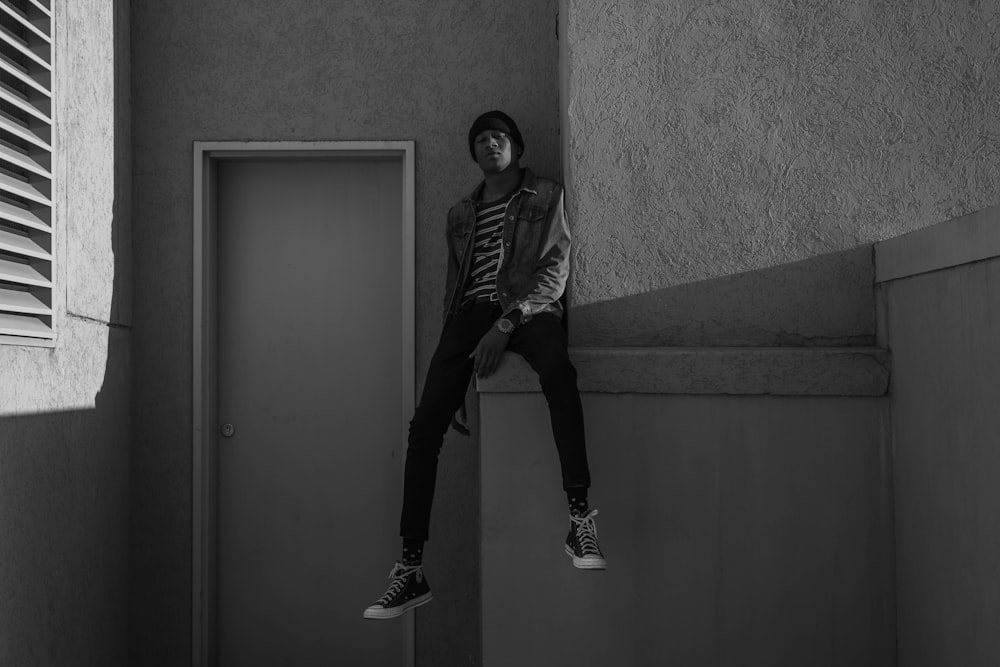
[0,0,51,345]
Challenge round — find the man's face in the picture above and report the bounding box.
[473,129,521,174]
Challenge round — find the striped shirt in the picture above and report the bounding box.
[462,194,515,304]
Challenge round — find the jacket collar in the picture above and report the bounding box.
[462,168,539,204]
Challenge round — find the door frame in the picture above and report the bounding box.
[191,141,416,667]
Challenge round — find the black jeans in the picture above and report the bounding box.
[400,301,591,541]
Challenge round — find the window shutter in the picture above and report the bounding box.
[0,0,51,345]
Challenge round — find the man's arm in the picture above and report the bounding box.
[473,184,570,378]
[442,213,464,323]
[503,184,571,322]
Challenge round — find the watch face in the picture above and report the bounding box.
[498,319,514,333]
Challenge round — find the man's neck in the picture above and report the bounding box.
[480,166,523,202]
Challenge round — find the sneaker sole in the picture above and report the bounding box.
[362,592,433,620]
[564,545,607,570]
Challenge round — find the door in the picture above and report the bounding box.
[215,156,407,666]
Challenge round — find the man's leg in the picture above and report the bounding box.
[506,314,591,491]
[507,314,606,570]
[366,302,498,620]
[399,302,499,542]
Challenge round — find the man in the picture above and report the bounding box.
[364,110,605,621]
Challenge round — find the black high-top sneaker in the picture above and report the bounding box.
[565,509,607,570]
[363,562,433,620]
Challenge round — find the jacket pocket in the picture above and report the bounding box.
[513,206,546,255]
[517,206,546,224]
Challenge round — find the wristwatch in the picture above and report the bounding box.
[496,318,516,334]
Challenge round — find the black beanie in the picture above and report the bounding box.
[468,110,524,161]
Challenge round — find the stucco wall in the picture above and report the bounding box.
[129,2,558,664]
[0,1,131,664]
[563,0,1000,347]
[878,218,1000,667]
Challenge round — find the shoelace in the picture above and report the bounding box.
[571,509,602,555]
[377,562,422,606]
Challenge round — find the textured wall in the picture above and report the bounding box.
[563,0,1000,346]
[0,1,131,664]
[883,253,1000,667]
[129,2,558,664]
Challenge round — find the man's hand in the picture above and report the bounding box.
[469,325,511,378]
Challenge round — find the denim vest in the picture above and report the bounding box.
[443,169,570,324]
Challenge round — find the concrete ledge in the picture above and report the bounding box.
[875,205,1000,283]
[477,347,890,396]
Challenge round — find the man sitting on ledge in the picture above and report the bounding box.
[364,110,606,621]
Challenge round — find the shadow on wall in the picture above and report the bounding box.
[0,336,132,666]
[570,245,876,348]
